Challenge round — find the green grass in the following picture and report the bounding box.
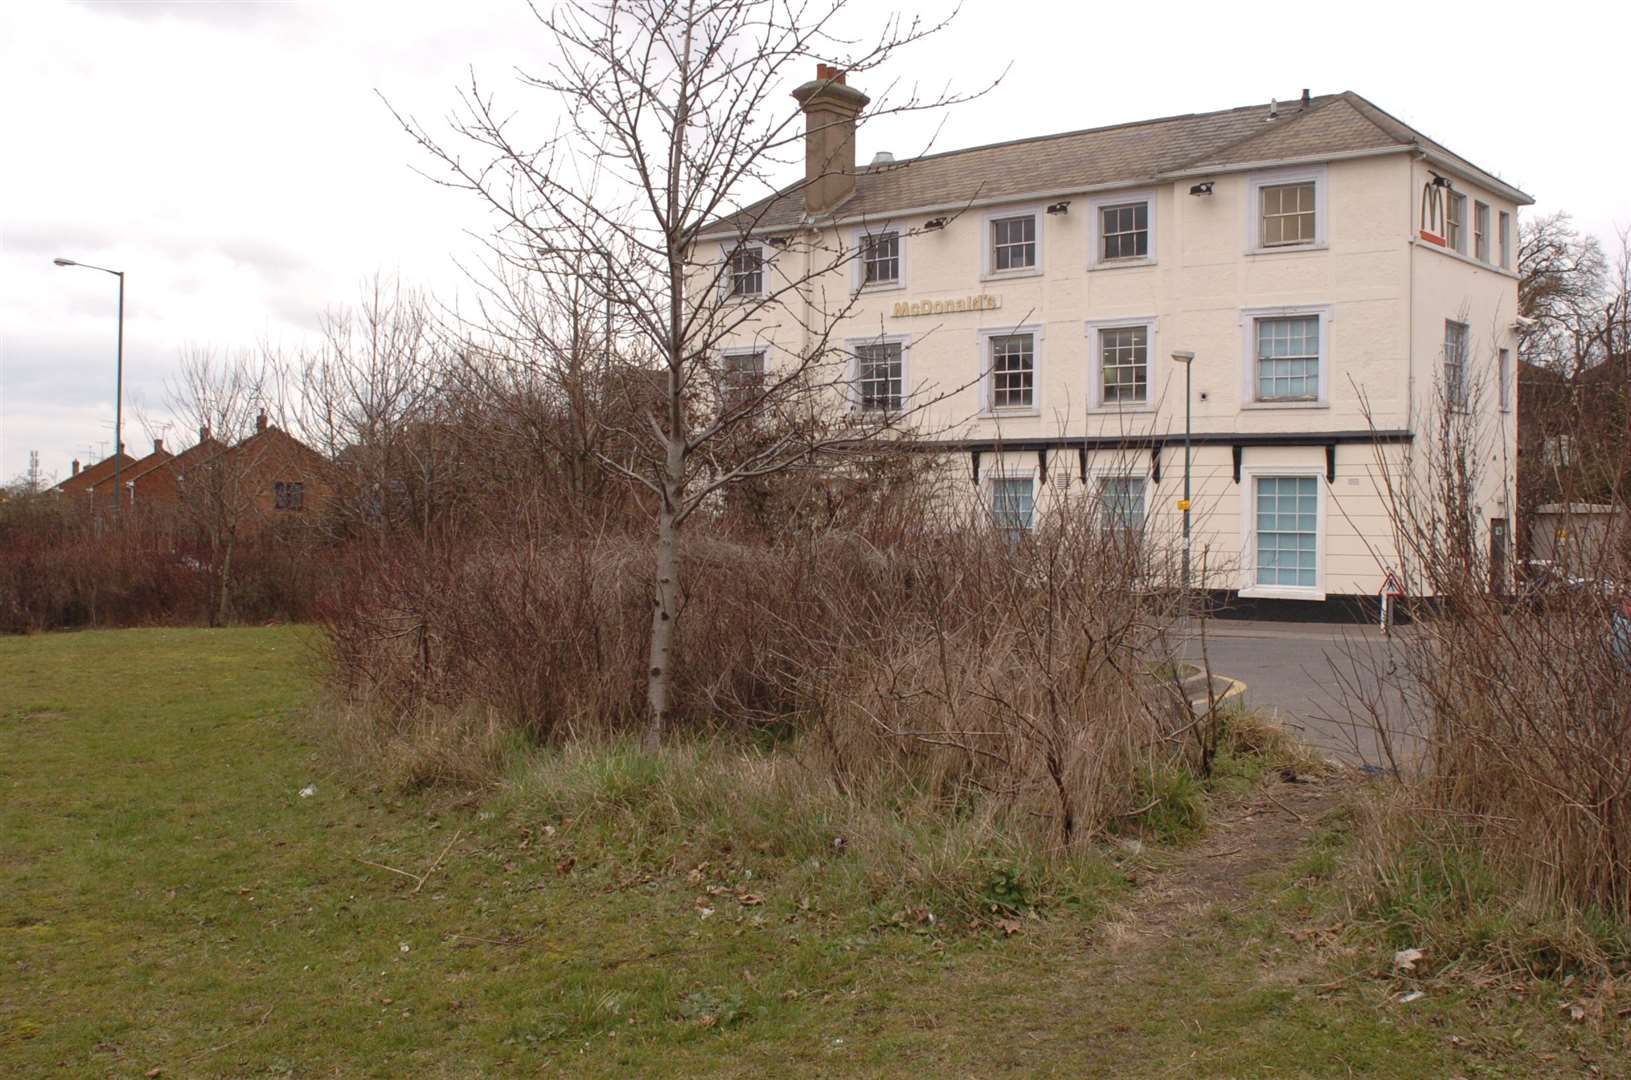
[2,627,1620,1076]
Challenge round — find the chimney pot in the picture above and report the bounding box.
[870,150,895,166]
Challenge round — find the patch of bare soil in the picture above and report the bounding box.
[1102,773,1346,950]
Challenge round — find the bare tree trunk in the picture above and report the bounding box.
[644,435,682,750]
[216,530,236,627]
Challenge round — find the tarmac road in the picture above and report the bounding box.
[1178,619,1423,767]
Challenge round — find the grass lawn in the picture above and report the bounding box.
[1,627,1619,1077]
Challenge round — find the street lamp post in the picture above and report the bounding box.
[1171,351,1195,611]
[54,258,125,520]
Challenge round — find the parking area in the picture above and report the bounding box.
[1178,619,1424,766]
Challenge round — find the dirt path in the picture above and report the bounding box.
[1102,773,1346,949]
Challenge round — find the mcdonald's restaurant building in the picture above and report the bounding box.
[704,75,1530,615]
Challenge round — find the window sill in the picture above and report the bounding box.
[1244,243,1327,257]
[1089,402,1155,414]
[980,408,1042,420]
[980,268,1043,283]
[1240,400,1329,411]
[856,280,906,295]
[1411,238,1519,279]
[1088,257,1157,272]
[1239,585,1327,602]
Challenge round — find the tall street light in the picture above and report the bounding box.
[1170,351,1195,611]
[54,257,126,520]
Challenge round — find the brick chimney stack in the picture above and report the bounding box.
[153,438,165,454]
[791,64,870,216]
[199,424,211,443]
[256,410,269,433]
[72,459,80,477]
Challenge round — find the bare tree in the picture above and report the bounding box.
[168,349,270,626]
[389,0,987,746]
[1519,210,1608,374]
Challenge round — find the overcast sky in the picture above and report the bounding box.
[3,0,1626,484]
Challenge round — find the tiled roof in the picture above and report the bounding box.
[703,91,1531,237]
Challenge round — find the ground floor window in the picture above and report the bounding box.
[991,476,1035,538]
[1255,475,1317,587]
[1099,475,1146,531]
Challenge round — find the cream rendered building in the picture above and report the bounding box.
[701,72,1530,613]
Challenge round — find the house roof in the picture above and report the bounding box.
[701,90,1532,238]
[87,446,173,492]
[125,437,228,484]
[50,451,137,493]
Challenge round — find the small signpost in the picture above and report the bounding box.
[1378,569,1406,634]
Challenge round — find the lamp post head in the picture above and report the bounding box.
[1171,350,1195,365]
[52,258,77,267]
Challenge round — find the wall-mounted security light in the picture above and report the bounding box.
[923,217,948,230]
[1189,182,1214,196]
[1430,172,1453,189]
[1046,201,1071,215]
[765,235,792,248]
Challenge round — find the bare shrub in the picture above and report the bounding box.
[1347,359,1631,963]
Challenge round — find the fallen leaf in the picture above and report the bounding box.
[737,893,765,907]
[1393,947,1425,972]
[555,857,575,875]
[995,918,1023,937]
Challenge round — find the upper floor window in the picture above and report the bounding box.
[1254,314,1321,402]
[1100,202,1149,261]
[1474,201,1491,262]
[273,481,305,511]
[854,339,904,412]
[1247,168,1324,252]
[861,230,901,287]
[988,332,1036,411]
[990,476,1035,539]
[721,349,765,408]
[1260,182,1316,247]
[988,212,1039,275]
[1447,193,1467,254]
[726,245,764,298]
[1444,320,1470,409]
[1499,211,1512,269]
[1099,325,1149,406]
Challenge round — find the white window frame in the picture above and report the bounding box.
[845,332,911,413]
[1498,210,1512,270]
[1245,166,1327,254]
[1239,466,1326,601]
[1091,469,1151,533]
[1474,201,1491,262]
[1240,305,1332,409]
[1084,316,1159,412]
[977,324,1044,416]
[719,241,769,300]
[1446,192,1467,255]
[852,224,906,293]
[981,206,1044,280]
[1444,319,1471,412]
[988,470,1039,536]
[719,345,768,408]
[1088,191,1157,269]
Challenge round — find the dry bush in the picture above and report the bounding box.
[1348,381,1631,966]
[321,463,1201,854]
[0,495,329,633]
